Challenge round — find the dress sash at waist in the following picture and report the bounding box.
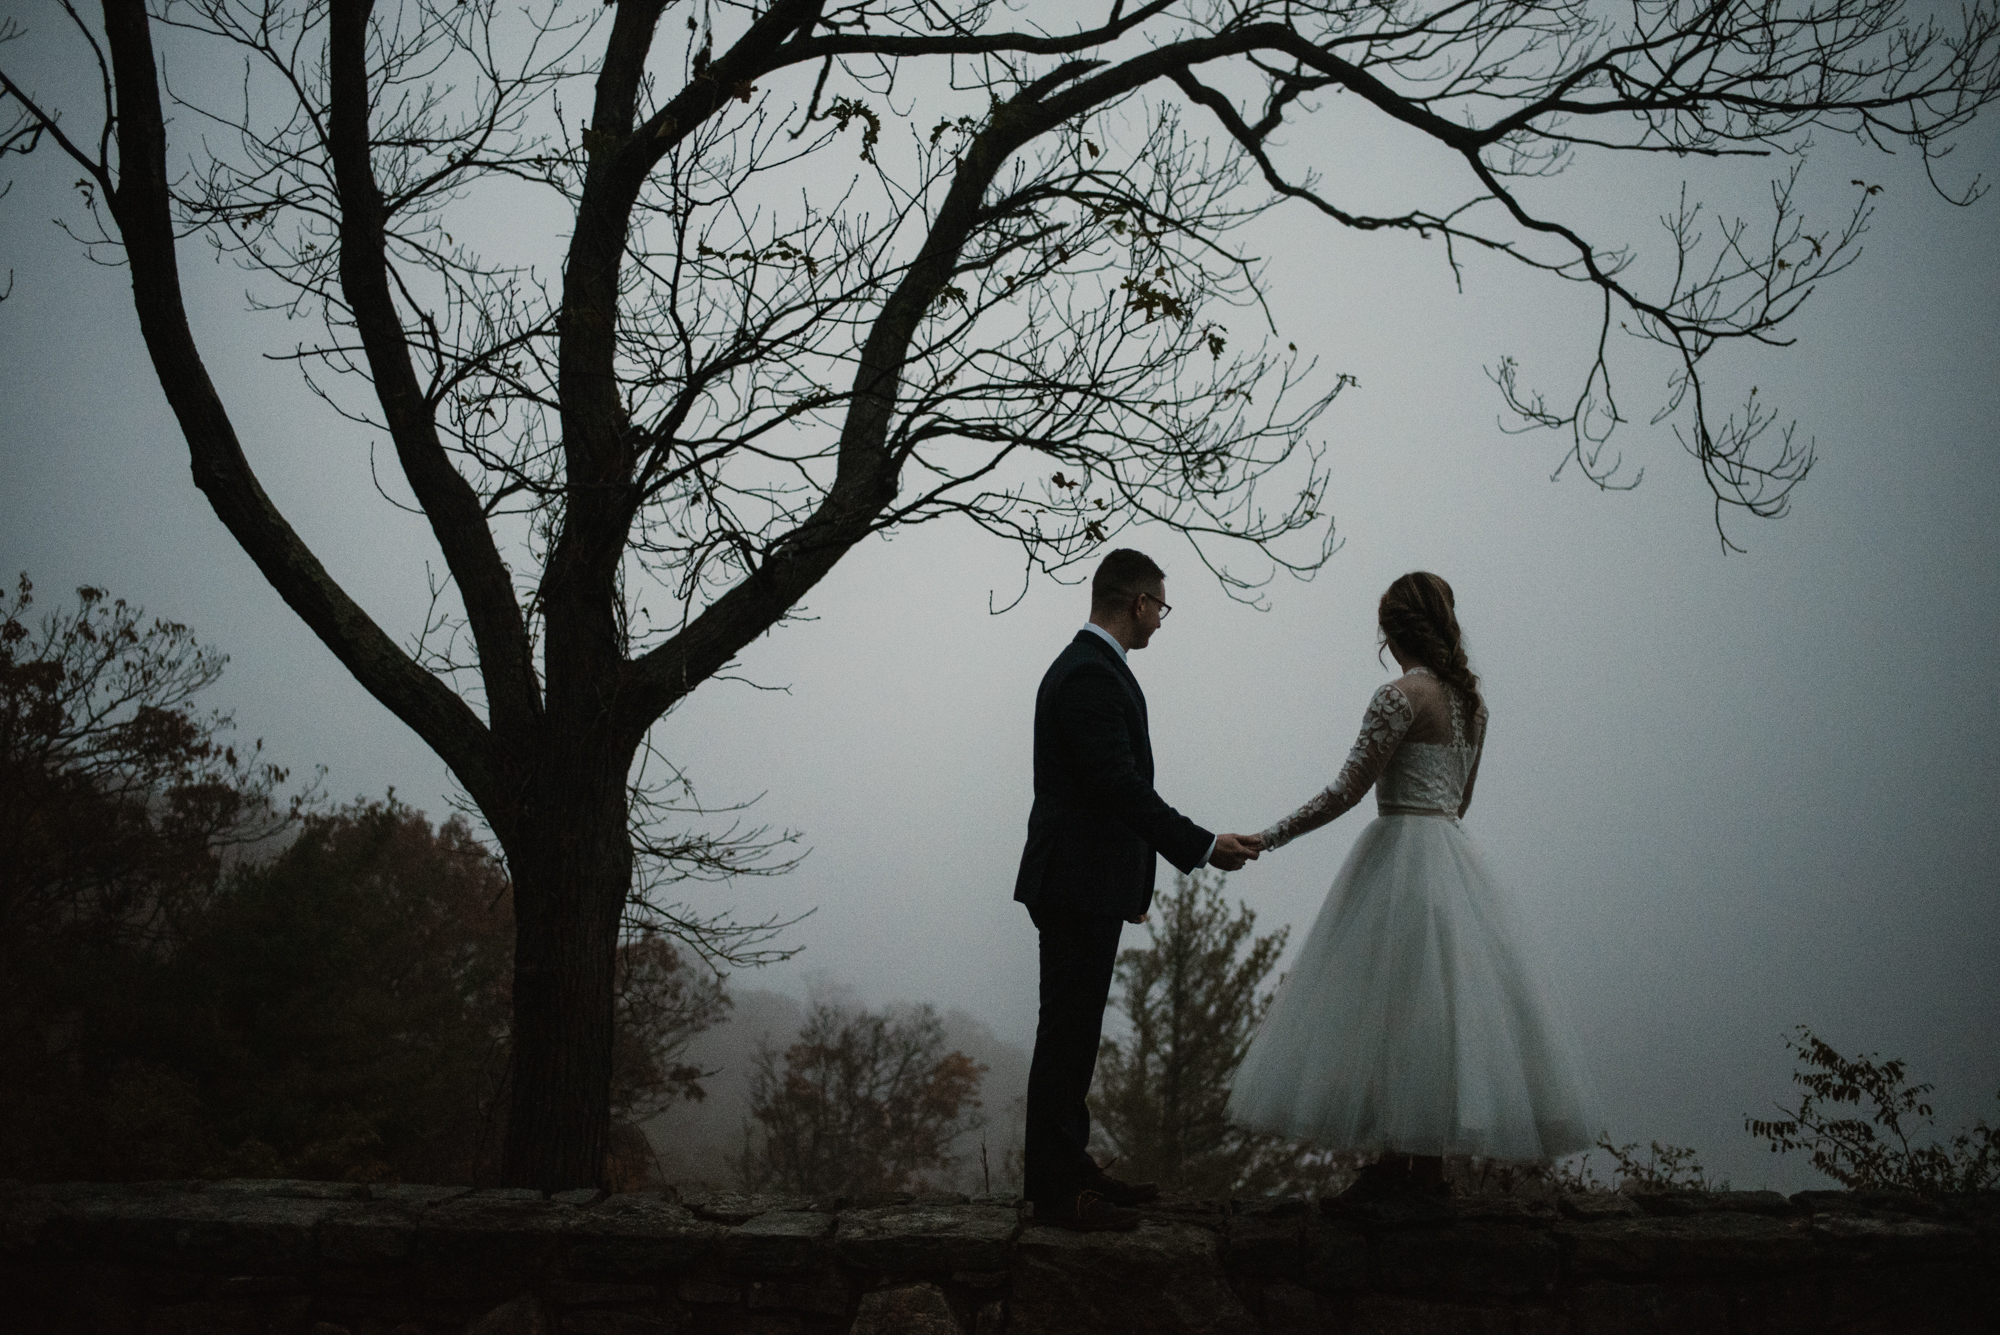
[1377,804,1459,821]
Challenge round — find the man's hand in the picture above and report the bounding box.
[1209,832,1261,871]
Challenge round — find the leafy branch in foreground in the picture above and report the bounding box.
[1747,1025,1999,1195]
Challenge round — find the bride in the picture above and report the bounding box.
[1228,571,1598,1196]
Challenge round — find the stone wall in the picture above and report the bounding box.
[2,1179,1994,1333]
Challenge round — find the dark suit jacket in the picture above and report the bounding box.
[1013,630,1214,920]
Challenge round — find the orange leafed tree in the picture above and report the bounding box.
[738,1000,986,1197]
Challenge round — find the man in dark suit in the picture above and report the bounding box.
[1014,548,1261,1230]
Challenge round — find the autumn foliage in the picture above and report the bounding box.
[0,580,725,1185]
[0,575,296,961]
[737,1001,986,1198]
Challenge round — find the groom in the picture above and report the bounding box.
[1014,548,1261,1231]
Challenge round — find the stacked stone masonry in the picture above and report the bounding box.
[1,1179,1994,1333]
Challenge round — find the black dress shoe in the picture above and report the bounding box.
[1332,1157,1411,1203]
[1034,1188,1142,1232]
[1084,1162,1160,1206]
[1332,1155,1450,1206]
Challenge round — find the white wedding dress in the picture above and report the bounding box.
[1226,667,1598,1161]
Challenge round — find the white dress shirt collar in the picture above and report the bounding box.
[1081,621,1128,662]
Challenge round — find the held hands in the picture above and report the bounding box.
[1138,833,1264,919]
[1209,831,1264,872]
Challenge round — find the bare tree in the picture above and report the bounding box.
[2,0,1994,1187]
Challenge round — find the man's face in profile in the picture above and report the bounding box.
[1130,580,1166,650]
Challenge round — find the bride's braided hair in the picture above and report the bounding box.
[1378,571,1481,714]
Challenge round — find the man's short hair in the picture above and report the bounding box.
[1090,548,1165,613]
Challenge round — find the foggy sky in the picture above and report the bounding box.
[3,10,1996,1193]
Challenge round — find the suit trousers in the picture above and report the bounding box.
[1023,903,1125,1207]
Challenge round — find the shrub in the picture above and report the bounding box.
[1747,1025,1998,1194]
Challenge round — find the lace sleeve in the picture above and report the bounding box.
[1260,684,1416,852]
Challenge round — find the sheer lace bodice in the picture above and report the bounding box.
[1260,667,1488,851]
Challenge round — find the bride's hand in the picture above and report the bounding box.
[1210,832,1260,869]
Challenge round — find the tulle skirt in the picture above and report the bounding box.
[1227,813,1598,1162]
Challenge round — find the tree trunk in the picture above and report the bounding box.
[498,749,633,1190]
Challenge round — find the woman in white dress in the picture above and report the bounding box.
[1227,572,1597,1196]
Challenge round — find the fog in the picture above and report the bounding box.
[653,986,1031,1195]
[3,10,1996,1195]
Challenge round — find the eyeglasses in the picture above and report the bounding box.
[1137,591,1172,621]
